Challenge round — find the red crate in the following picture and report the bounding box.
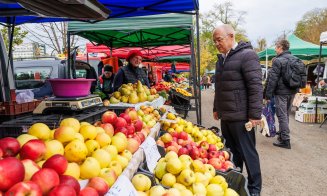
[0,100,42,116]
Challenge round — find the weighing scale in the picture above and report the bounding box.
[33,94,103,114]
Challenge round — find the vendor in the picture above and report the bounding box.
[113,50,150,91]
[99,65,115,95]
[319,79,327,87]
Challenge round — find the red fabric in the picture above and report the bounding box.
[126,50,143,61]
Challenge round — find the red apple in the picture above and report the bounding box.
[170,132,179,138]
[223,160,235,171]
[48,184,76,196]
[59,175,80,195]
[203,158,209,164]
[208,158,222,170]
[199,141,209,150]
[132,135,142,145]
[198,147,208,159]
[135,132,145,143]
[208,144,217,152]
[208,151,220,159]
[119,113,131,124]
[0,148,3,158]
[87,177,109,196]
[164,142,173,148]
[222,150,230,161]
[0,137,20,157]
[43,155,68,175]
[114,127,128,136]
[21,159,40,181]
[218,155,225,163]
[172,137,178,142]
[185,144,193,152]
[20,139,46,162]
[101,111,117,124]
[79,187,99,196]
[125,125,135,136]
[114,117,127,129]
[127,138,140,153]
[189,148,200,160]
[5,181,42,196]
[31,168,60,195]
[178,147,189,156]
[178,132,188,140]
[166,146,178,153]
[0,157,25,191]
[101,123,114,137]
[132,119,143,132]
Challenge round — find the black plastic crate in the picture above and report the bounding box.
[216,170,250,196]
[105,105,129,116]
[0,106,108,138]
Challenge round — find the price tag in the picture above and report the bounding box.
[106,175,137,196]
[140,137,161,172]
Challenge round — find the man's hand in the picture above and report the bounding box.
[319,80,326,87]
[213,112,219,120]
[249,119,262,126]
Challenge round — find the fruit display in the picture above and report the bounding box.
[132,151,240,196]
[154,82,172,92]
[0,107,160,195]
[136,106,162,128]
[109,81,160,104]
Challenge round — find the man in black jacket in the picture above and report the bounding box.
[265,39,297,149]
[212,24,262,196]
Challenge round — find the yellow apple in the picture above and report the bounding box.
[74,133,84,142]
[108,161,122,176]
[116,155,128,169]
[64,140,88,163]
[102,145,118,160]
[54,126,76,143]
[132,174,152,192]
[206,184,224,196]
[161,173,176,187]
[92,149,112,168]
[85,140,100,156]
[60,118,80,133]
[95,126,105,134]
[225,188,239,196]
[111,134,128,153]
[166,158,183,175]
[95,132,111,147]
[16,134,37,147]
[192,160,205,173]
[21,159,40,181]
[28,123,51,140]
[172,183,187,192]
[179,189,193,196]
[192,183,207,195]
[149,186,166,196]
[37,160,45,168]
[80,157,101,179]
[44,140,64,159]
[154,161,167,180]
[80,125,97,140]
[64,162,80,180]
[120,150,133,161]
[165,151,178,161]
[99,168,117,187]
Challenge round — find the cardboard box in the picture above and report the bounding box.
[298,102,327,114]
[295,111,325,123]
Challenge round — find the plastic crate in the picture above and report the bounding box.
[0,106,108,138]
[0,100,42,116]
[105,105,129,116]
[216,170,250,196]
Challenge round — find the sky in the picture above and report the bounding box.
[199,0,327,47]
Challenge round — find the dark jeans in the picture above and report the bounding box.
[221,120,262,193]
[275,94,295,141]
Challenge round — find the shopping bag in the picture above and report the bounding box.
[262,103,276,137]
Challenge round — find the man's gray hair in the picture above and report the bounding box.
[275,39,290,51]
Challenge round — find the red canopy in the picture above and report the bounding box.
[86,43,191,59]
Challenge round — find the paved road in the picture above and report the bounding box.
[186,89,327,196]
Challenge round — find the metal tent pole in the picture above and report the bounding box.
[67,31,71,79]
[190,27,199,124]
[317,43,323,86]
[195,10,202,124]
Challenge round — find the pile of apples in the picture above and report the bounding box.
[0,137,110,196]
[136,106,162,128]
[157,132,234,172]
[0,109,152,196]
[161,118,224,150]
[132,151,239,196]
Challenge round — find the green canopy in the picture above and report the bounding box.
[258,34,327,61]
[156,55,191,62]
[68,13,192,48]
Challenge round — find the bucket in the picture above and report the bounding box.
[49,79,95,98]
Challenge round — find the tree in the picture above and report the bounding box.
[23,22,79,55]
[255,38,267,52]
[294,8,327,44]
[0,26,28,51]
[198,1,248,75]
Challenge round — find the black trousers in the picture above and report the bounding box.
[221,120,262,193]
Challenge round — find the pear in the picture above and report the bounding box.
[147,95,155,102]
[129,92,139,104]
[136,81,145,93]
[113,91,121,99]
[120,88,131,96]
[109,96,120,104]
[145,88,151,96]
[121,95,129,103]
[138,92,147,102]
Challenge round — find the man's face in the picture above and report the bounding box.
[130,55,142,67]
[213,30,233,54]
[275,44,283,55]
[104,71,112,78]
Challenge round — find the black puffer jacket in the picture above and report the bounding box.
[265,51,297,99]
[213,41,263,121]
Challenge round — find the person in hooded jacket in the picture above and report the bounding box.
[212,24,262,196]
[99,65,115,96]
[113,50,150,91]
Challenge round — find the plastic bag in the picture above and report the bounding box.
[16,90,34,104]
[262,103,276,137]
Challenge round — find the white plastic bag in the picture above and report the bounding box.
[16,90,34,104]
